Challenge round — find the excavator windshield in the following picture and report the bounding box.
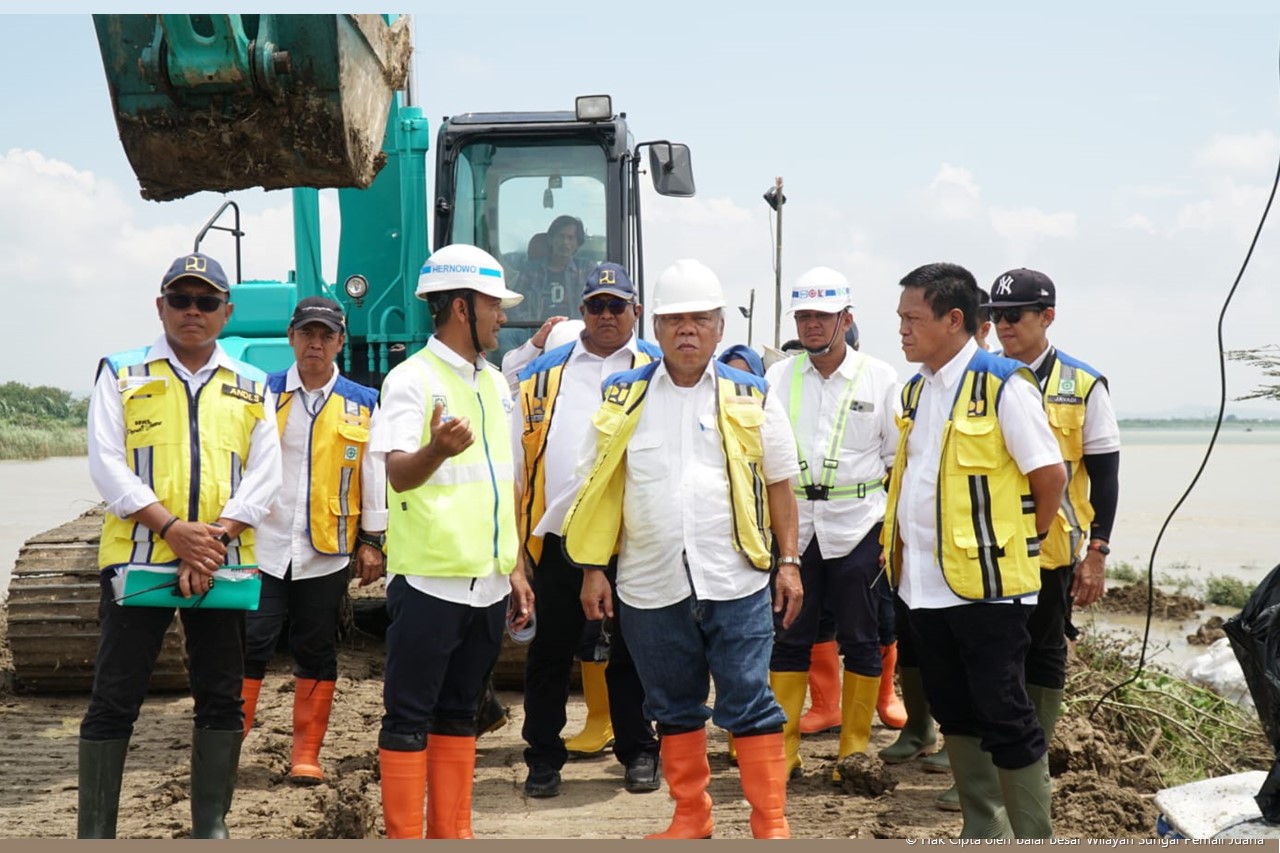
[441,137,611,355]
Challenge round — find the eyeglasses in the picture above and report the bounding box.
[990,306,1041,325]
[584,298,632,316]
[164,292,228,313]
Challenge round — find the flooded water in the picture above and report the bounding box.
[0,456,97,602]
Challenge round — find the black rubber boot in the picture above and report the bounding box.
[190,728,242,839]
[77,738,129,839]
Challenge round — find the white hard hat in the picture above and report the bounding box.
[545,319,585,351]
[786,266,853,315]
[416,244,524,309]
[651,259,726,316]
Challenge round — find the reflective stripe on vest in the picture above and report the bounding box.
[385,348,516,578]
[271,374,375,556]
[786,353,883,501]
[99,353,264,569]
[1040,350,1103,568]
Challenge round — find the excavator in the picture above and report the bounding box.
[4,13,695,692]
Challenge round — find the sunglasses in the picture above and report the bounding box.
[584,298,633,316]
[164,292,228,313]
[990,306,1041,325]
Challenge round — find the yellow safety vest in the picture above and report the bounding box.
[98,351,265,569]
[385,347,517,578]
[516,339,661,565]
[1039,350,1105,569]
[882,349,1041,601]
[562,361,773,572]
[268,371,377,556]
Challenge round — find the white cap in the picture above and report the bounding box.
[786,266,853,315]
[651,259,726,316]
[545,319,585,351]
[416,244,524,309]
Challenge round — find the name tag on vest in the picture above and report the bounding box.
[222,384,263,405]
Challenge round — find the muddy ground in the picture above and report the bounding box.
[0,611,1173,840]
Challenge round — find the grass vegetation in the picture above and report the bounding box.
[0,381,87,460]
[1105,559,1258,607]
[1068,633,1270,788]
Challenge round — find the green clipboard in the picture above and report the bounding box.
[111,563,262,610]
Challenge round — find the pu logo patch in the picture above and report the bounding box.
[221,384,263,405]
[598,268,617,286]
[185,255,208,273]
[967,399,987,417]
[605,381,633,406]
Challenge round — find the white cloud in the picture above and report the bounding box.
[1174,176,1270,239]
[1119,213,1157,234]
[1195,132,1280,174]
[925,163,982,221]
[988,207,1077,242]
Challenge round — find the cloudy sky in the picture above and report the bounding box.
[4,3,1280,417]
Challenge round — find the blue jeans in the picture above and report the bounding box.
[620,585,785,736]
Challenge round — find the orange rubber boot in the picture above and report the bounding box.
[290,678,335,784]
[645,729,714,839]
[877,643,907,729]
[426,734,476,839]
[799,641,842,735]
[734,732,791,839]
[378,748,427,839]
[240,677,263,739]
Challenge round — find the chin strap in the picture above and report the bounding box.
[804,310,848,357]
[464,290,484,356]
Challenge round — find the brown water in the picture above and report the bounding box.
[0,456,97,601]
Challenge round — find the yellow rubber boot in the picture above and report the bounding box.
[768,670,809,780]
[799,641,842,734]
[832,671,879,783]
[645,729,714,839]
[240,677,263,739]
[564,661,615,758]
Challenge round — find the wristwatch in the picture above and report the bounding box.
[1087,541,1111,556]
[358,530,387,549]
[778,555,802,567]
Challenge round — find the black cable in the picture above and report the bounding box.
[1090,39,1280,717]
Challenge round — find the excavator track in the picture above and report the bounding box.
[5,507,187,693]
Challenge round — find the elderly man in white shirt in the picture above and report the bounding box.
[764,266,901,783]
[563,259,803,839]
[884,262,1065,840]
[79,252,281,839]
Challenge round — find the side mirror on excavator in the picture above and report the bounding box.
[647,142,696,198]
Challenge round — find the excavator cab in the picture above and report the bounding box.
[93,14,411,201]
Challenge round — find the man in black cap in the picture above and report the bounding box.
[79,252,282,838]
[241,296,387,785]
[989,267,1119,760]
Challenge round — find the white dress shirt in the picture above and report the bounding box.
[896,338,1062,610]
[582,360,800,609]
[1028,341,1121,454]
[87,334,282,538]
[369,336,510,607]
[764,348,900,559]
[255,363,388,581]
[512,333,644,541]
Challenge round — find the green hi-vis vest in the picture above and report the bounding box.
[385,347,517,578]
[562,361,773,572]
[1039,350,1105,569]
[98,349,265,569]
[784,353,884,502]
[516,338,662,566]
[267,371,377,556]
[882,348,1041,601]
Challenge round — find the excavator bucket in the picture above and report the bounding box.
[93,14,411,201]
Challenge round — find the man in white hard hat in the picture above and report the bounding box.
[763,267,902,783]
[513,263,662,799]
[368,244,535,839]
[563,259,803,839]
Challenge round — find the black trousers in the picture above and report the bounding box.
[1025,564,1075,690]
[907,602,1045,770]
[895,593,918,666]
[522,534,656,771]
[81,572,245,740]
[379,575,505,748]
[769,524,884,676]
[243,564,349,681]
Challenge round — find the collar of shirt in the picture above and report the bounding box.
[284,362,339,395]
[1027,340,1056,373]
[146,334,236,382]
[566,332,641,366]
[920,337,978,397]
[427,334,487,382]
[801,346,864,381]
[653,357,717,392]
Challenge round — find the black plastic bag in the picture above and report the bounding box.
[1223,561,1280,822]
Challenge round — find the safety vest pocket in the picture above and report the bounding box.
[951,416,1001,470]
[1046,403,1085,460]
[337,422,370,445]
[123,382,177,451]
[722,399,765,461]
